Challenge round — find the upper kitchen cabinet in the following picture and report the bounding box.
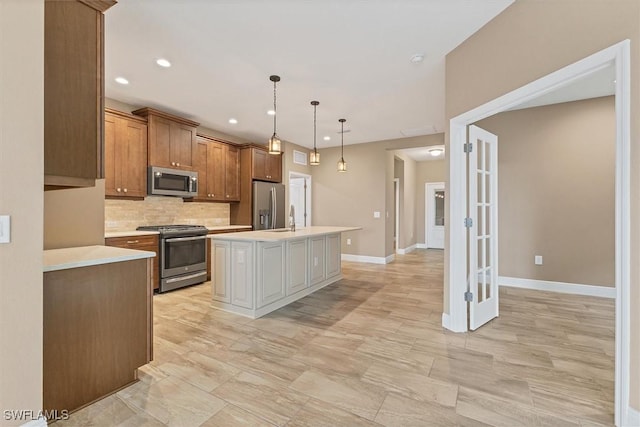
[194,135,240,202]
[44,0,117,189]
[132,108,199,170]
[104,109,148,199]
[251,146,282,183]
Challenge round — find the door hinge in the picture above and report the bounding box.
[464,142,473,153]
[464,291,473,302]
[464,217,473,228]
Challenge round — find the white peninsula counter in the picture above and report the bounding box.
[209,226,360,318]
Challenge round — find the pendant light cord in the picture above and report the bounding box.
[341,120,344,158]
[313,103,317,152]
[273,80,277,135]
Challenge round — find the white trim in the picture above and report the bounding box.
[341,254,394,264]
[416,243,428,249]
[397,244,417,255]
[394,178,400,254]
[21,417,47,427]
[425,182,445,249]
[499,277,615,299]
[441,312,452,330]
[623,406,640,427]
[447,40,631,427]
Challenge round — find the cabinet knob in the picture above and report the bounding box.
[176,162,180,167]
[212,194,215,197]
[116,188,121,192]
[171,162,175,166]
[226,195,229,198]
[123,188,128,193]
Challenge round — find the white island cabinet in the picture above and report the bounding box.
[209,226,360,318]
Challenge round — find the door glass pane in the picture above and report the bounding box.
[476,138,484,170]
[485,206,491,236]
[477,172,483,204]
[486,237,491,267]
[477,238,483,269]
[477,271,485,303]
[477,206,483,237]
[485,141,491,172]
[485,267,492,299]
[435,190,445,226]
[485,173,491,204]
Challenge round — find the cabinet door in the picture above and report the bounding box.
[104,113,119,196]
[171,122,196,169]
[194,138,209,200]
[149,116,172,168]
[225,145,240,200]
[120,120,147,198]
[266,153,282,183]
[309,236,326,285]
[212,241,231,303]
[257,242,285,308]
[287,239,308,295]
[326,234,342,278]
[231,241,254,309]
[209,142,225,200]
[252,148,267,180]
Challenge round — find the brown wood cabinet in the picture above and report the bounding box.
[44,258,151,413]
[230,145,282,226]
[44,0,116,189]
[132,107,199,170]
[104,109,148,199]
[194,135,241,202]
[106,235,160,291]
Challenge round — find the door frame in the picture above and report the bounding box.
[425,182,445,249]
[288,172,312,227]
[446,40,630,426]
[394,178,400,253]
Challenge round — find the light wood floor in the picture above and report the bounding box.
[58,249,615,426]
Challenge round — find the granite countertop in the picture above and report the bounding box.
[44,245,155,273]
[208,226,361,242]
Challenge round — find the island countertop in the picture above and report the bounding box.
[208,226,361,242]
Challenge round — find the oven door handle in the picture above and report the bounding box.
[165,271,207,284]
[164,235,207,243]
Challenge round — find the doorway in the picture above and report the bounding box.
[446,41,630,425]
[288,172,311,228]
[425,182,445,249]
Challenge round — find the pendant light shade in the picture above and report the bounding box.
[268,75,282,154]
[337,118,347,172]
[310,101,320,165]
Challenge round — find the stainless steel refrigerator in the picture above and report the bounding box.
[253,181,286,230]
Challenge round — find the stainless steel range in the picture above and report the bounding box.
[137,224,208,293]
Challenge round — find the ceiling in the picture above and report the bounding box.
[396,145,445,162]
[104,0,514,148]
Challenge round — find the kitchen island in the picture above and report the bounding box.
[209,226,360,318]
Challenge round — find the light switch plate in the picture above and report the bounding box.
[373,211,381,218]
[534,255,543,265]
[347,238,352,245]
[0,215,10,244]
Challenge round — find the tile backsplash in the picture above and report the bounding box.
[105,197,230,232]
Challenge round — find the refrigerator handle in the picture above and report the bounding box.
[271,187,277,229]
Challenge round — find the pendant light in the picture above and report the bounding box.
[268,75,282,154]
[337,118,347,172]
[310,101,320,165]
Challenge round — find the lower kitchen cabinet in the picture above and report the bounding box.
[309,235,326,285]
[212,241,231,303]
[230,241,254,309]
[326,233,342,278]
[287,238,308,295]
[256,241,286,308]
[105,234,159,291]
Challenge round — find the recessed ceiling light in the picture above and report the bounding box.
[267,110,276,116]
[228,118,238,124]
[323,136,331,141]
[429,148,444,157]
[156,58,171,68]
[115,76,129,85]
[410,53,425,63]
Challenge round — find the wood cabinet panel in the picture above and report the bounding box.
[210,142,225,200]
[225,145,240,200]
[173,123,196,169]
[195,139,209,201]
[194,135,240,203]
[105,109,147,199]
[149,116,172,168]
[105,235,159,291]
[44,258,151,412]
[44,0,114,188]
[251,147,282,182]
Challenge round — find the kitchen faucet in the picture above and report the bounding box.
[289,205,296,232]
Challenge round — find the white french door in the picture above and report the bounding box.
[468,125,499,330]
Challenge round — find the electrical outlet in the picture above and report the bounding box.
[373,211,381,219]
[0,215,10,244]
[347,238,352,245]
[535,255,543,265]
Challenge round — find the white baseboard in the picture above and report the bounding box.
[624,406,640,427]
[441,312,452,330]
[416,243,428,249]
[397,244,417,255]
[341,254,392,264]
[499,276,615,299]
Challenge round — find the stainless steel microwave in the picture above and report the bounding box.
[148,166,198,198]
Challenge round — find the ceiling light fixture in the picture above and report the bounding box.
[228,118,238,124]
[337,119,347,172]
[323,136,331,141]
[115,76,129,85]
[410,53,425,63]
[156,58,171,68]
[267,75,282,154]
[429,148,444,157]
[310,101,320,166]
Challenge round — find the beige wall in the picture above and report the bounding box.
[313,133,443,259]
[444,0,639,411]
[0,0,44,424]
[477,96,615,286]
[415,160,446,245]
